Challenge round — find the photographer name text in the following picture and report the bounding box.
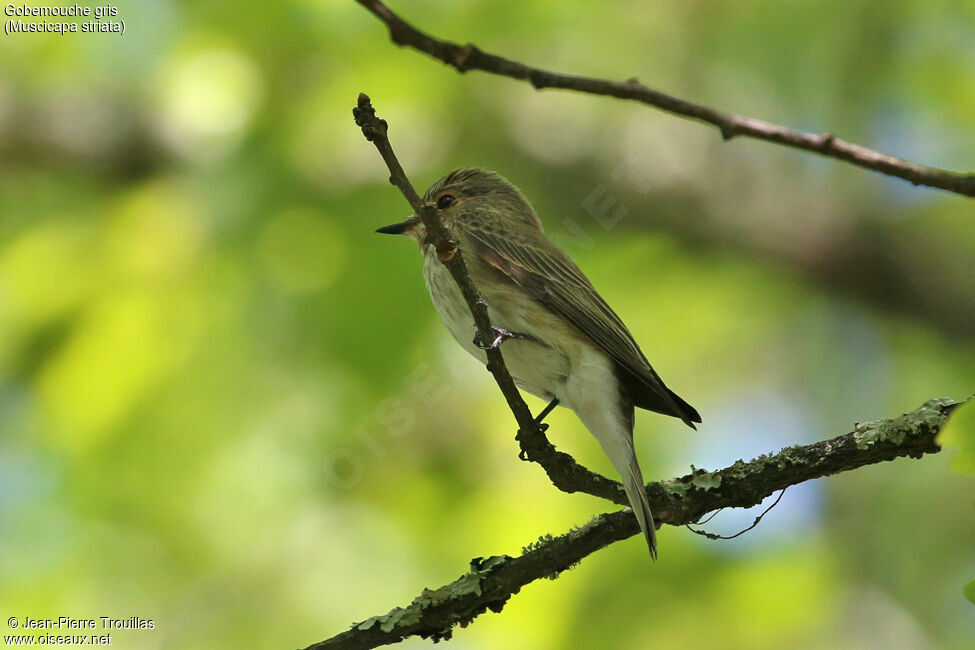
[11,616,153,630]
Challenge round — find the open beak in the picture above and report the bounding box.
[375,215,419,235]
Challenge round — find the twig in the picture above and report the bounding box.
[355,0,975,198]
[353,93,627,502]
[304,398,964,650]
[686,488,786,540]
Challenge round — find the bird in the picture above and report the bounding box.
[376,168,700,558]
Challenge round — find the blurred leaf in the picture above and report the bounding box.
[936,397,975,475]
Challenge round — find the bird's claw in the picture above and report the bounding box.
[474,326,528,351]
[516,421,549,462]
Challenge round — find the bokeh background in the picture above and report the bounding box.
[1,0,974,648]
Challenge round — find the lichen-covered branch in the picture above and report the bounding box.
[305,398,963,650]
[355,0,975,198]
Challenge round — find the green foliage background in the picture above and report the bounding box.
[1,1,973,648]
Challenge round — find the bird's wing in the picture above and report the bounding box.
[458,223,700,427]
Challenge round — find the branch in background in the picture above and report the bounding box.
[616,199,975,340]
[355,0,975,198]
[305,398,963,650]
[352,93,615,501]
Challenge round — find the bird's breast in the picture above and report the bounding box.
[422,247,481,357]
[421,245,583,403]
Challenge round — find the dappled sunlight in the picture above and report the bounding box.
[155,45,263,163]
[0,0,972,648]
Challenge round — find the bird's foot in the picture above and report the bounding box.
[474,326,529,351]
[517,418,550,461]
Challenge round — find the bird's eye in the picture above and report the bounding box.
[436,194,456,210]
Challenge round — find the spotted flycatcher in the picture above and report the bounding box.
[377,168,700,558]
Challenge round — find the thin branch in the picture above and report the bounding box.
[353,93,623,501]
[355,0,975,198]
[349,93,967,650]
[686,488,786,540]
[305,398,964,650]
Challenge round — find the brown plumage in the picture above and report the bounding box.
[378,168,701,558]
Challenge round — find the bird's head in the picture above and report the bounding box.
[375,168,542,243]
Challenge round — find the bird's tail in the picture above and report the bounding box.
[617,448,657,560]
[582,412,657,559]
[568,358,658,559]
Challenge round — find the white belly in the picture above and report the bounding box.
[420,243,649,551]
[422,245,577,403]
